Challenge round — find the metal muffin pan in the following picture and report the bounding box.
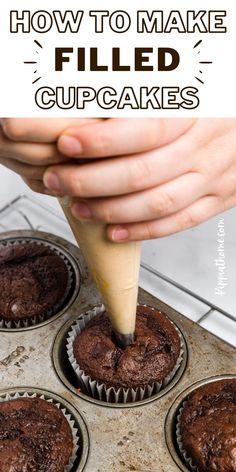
[0,230,235,472]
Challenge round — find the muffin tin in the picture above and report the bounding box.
[0,229,235,472]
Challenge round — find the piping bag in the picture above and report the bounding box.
[59,197,141,348]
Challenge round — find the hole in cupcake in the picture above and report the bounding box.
[0,387,89,472]
[53,303,188,407]
[111,330,136,349]
[165,375,236,472]
[0,235,81,331]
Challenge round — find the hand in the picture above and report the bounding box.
[6,117,234,242]
[44,118,236,241]
[0,118,99,195]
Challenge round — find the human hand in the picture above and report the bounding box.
[44,118,236,241]
[0,118,99,195]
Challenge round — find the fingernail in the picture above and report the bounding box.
[112,227,129,241]
[44,173,61,192]
[72,202,92,219]
[59,135,83,156]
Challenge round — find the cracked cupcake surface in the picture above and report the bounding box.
[0,243,69,321]
[73,305,181,389]
[178,379,236,472]
[0,397,73,472]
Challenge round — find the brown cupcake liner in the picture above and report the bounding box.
[66,304,184,404]
[0,238,73,329]
[176,401,199,472]
[0,390,79,472]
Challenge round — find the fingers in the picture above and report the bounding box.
[70,172,208,223]
[0,129,66,166]
[0,141,64,166]
[58,118,196,158]
[22,177,64,196]
[44,135,195,197]
[107,195,225,242]
[1,118,100,143]
[0,157,47,180]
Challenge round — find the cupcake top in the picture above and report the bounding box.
[178,378,236,472]
[73,305,181,389]
[0,242,69,321]
[0,396,73,472]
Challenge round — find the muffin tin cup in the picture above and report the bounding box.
[0,236,77,330]
[0,389,80,472]
[66,304,185,404]
[0,387,90,472]
[165,374,236,472]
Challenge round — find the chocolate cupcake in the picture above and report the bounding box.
[0,396,75,472]
[67,304,183,402]
[177,378,236,472]
[0,242,70,326]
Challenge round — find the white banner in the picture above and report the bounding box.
[0,0,235,117]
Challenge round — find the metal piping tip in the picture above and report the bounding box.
[114,331,135,349]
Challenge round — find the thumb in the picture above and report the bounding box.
[1,118,100,143]
[57,118,196,158]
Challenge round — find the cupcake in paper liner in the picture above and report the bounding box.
[176,378,236,472]
[0,238,73,329]
[67,303,184,403]
[0,390,80,472]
